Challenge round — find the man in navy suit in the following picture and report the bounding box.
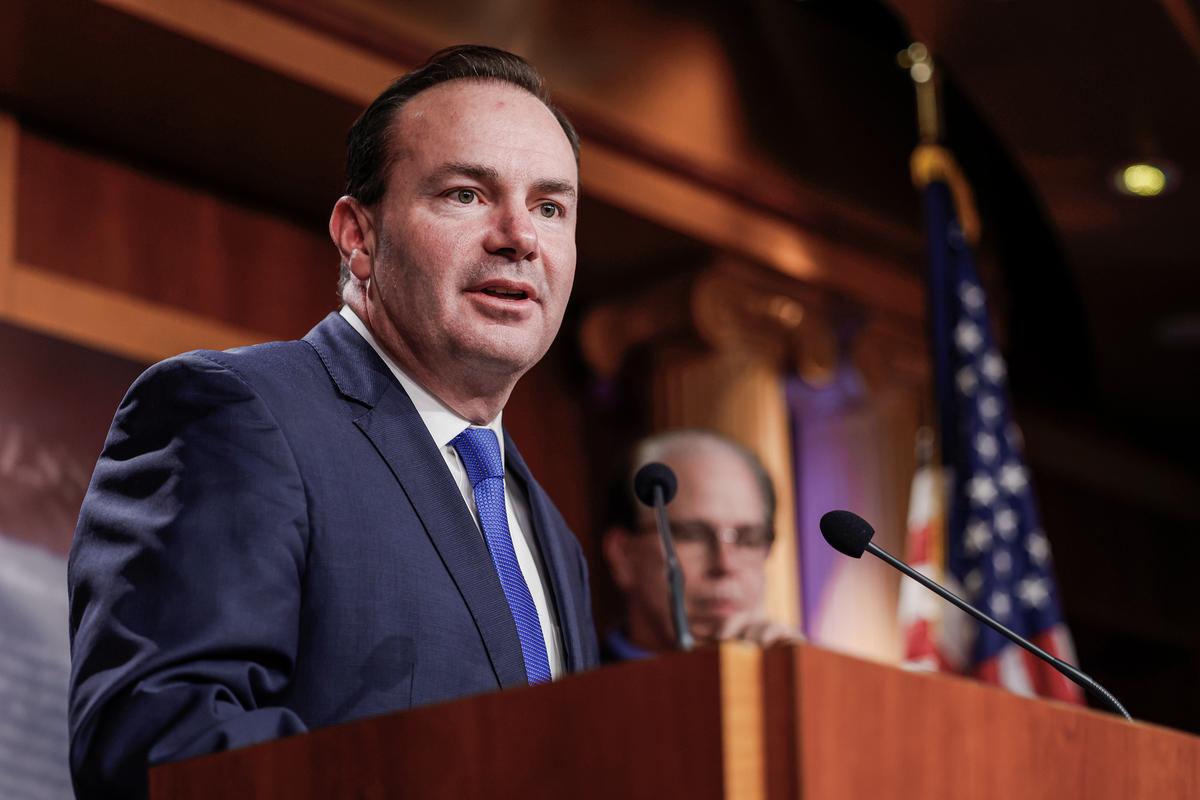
[68,45,598,798]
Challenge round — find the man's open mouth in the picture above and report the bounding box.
[471,279,537,302]
[480,287,528,300]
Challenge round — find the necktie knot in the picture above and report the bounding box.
[451,427,504,488]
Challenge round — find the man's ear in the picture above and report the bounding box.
[329,195,376,281]
[601,527,639,591]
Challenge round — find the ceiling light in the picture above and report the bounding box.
[1112,160,1178,197]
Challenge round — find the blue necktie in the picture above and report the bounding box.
[450,427,552,685]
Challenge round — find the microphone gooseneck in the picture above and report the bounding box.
[633,462,692,651]
[819,509,1131,721]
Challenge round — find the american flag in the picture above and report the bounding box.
[899,173,1082,703]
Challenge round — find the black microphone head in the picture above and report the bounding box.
[819,510,875,558]
[633,462,678,507]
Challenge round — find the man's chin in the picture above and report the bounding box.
[688,616,735,645]
[452,332,551,376]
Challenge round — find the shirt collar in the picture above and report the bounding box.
[339,306,505,455]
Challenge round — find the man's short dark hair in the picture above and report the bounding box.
[602,430,778,539]
[338,44,580,295]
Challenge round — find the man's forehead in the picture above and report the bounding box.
[639,443,767,522]
[399,80,500,124]
[655,439,754,479]
[390,80,575,164]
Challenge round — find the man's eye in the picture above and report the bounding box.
[538,203,560,218]
[670,523,709,543]
[453,189,477,204]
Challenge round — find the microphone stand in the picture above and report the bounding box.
[653,485,694,651]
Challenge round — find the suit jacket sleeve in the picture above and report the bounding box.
[68,353,310,799]
[571,517,601,669]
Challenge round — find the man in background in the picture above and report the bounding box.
[68,45,597,799]
[601,429,803,660]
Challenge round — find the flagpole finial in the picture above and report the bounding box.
[897,42,940,143]
[911,145,982,245]
[898,42,981,243]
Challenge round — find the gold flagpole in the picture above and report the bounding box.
[899,43,981,245]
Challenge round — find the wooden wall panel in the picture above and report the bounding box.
[16,130,335,340]
[0,321,144,555]
[101,0,402,103]
[1,0,362,227]
[504,338,593,539]
[0,116,14,302]
[6,264,272,364]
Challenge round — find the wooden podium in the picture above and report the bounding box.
[150,644,1198,799]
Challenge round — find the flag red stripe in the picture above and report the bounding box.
[906,522,933,564]
[972,635,1084,704]
[1030,630,1084,703]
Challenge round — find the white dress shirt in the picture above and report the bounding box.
[339,306,563,678]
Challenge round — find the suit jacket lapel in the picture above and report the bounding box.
[304,314,529,689]
[503,432,587,673]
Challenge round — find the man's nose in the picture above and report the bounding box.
[705,534,737,575]
[484,201,538,262]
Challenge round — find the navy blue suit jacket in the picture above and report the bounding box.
[67,313,598,798]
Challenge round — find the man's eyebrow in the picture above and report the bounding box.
[421,162,501,189]
[532,179,577,202]
[421,163,577,201]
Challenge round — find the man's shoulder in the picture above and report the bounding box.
[193,337,321,383]
[141,313,349,383]
[146,330,326,388]
[120,334,334,427]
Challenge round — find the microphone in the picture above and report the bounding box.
[819,509,1131,720]
[634,462,677,506]
[633,462,693,651]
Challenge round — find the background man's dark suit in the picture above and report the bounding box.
[67,312,599,797]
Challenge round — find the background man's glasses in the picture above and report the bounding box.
[641,520,772,551]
